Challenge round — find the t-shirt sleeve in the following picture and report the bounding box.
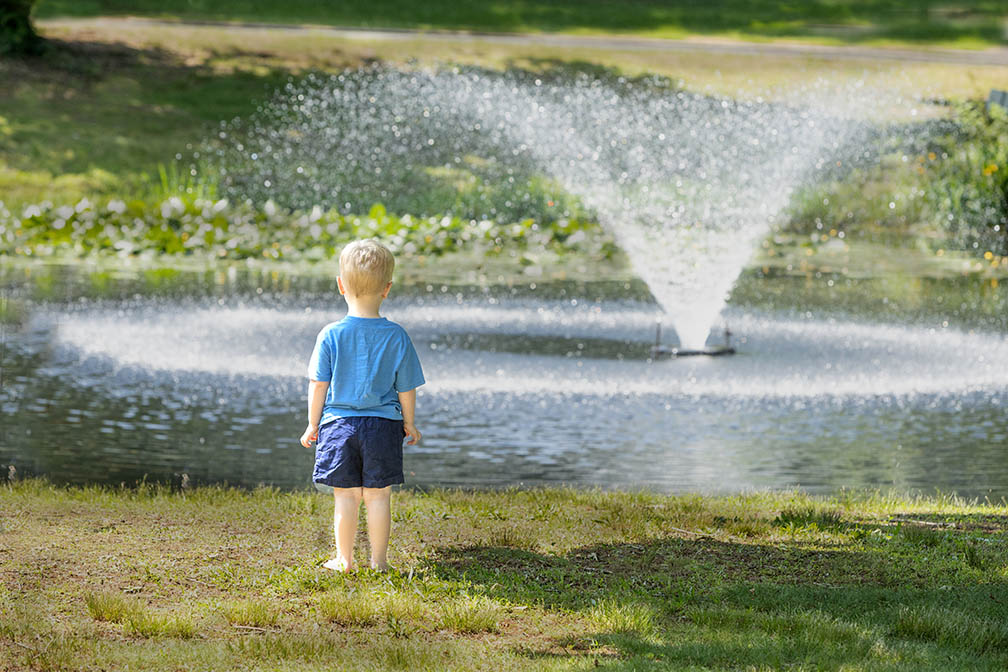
[307,329,333,382]
[394,332,425,392]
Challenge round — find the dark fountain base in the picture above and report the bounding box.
[651,346,736,360]
[651,324,737,360]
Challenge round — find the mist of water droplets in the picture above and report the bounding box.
[206,68,880,348]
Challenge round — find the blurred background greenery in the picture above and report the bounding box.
[2,2,1008,266]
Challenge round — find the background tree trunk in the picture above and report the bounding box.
[1,0,43,55]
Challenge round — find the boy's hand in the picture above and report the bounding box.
[403,422,421,445]
[300,424,318,448]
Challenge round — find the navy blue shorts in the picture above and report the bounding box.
[313,416,405,488]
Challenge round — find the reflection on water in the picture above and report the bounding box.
[2,263,1007,497]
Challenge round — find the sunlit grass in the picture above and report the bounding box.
[3,479,1007,670]
[123,609,198,639]
[438,596,503,634]
[774,506,846,532]
[588,599,658,637]
[316,592,381,626]
[220,599,280,628]
[84,591,140,623]
[316,588,504,635]
[381,591,427,637]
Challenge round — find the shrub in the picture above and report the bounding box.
[784,101,1008,257]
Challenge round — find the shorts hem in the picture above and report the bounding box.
[362,475,404,488]
[313,477,403,489]
[314,478,363,488]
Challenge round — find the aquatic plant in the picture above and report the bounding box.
[0,196,611,262]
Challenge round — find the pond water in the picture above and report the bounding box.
[3,262,1007,498]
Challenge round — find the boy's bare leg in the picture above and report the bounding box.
[362,486,392,570]
[329,487,363,572]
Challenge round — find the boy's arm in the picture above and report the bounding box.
[299,380,330,448]
[398,388,421,445]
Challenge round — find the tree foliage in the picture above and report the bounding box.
[1,0,43,55]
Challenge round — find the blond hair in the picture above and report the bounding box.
[338,239,395,296]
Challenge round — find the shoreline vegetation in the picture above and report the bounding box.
[1,199,615,269]
[2,478,1007,670]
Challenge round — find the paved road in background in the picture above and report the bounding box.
[43,16,1008,66]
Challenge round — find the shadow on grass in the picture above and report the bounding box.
[429,534,1008,670]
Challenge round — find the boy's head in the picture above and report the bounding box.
[338,239,395,297]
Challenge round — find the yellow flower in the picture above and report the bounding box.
[983,164,999,176]
[927,152,936,161]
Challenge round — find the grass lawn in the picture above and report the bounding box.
[38,17,1008,102]
[33,0,1008,48]
[1,480,1007,670]
[0,34,298,208]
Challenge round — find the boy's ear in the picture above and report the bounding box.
[381,281,393,299]
[336,276,346,295]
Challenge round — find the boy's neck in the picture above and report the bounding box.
[344,294,384,318]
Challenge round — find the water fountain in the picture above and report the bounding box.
[205,68,866,351]
[3,67,1007,496]
[651,323,734,359]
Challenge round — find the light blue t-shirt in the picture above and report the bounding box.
[308,316,425,425]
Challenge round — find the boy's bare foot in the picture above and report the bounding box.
[370,562,390,572]
[322,557,354,573]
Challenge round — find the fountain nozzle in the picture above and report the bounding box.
[651,322,737,360]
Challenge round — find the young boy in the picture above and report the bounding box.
[299,239,424,573]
